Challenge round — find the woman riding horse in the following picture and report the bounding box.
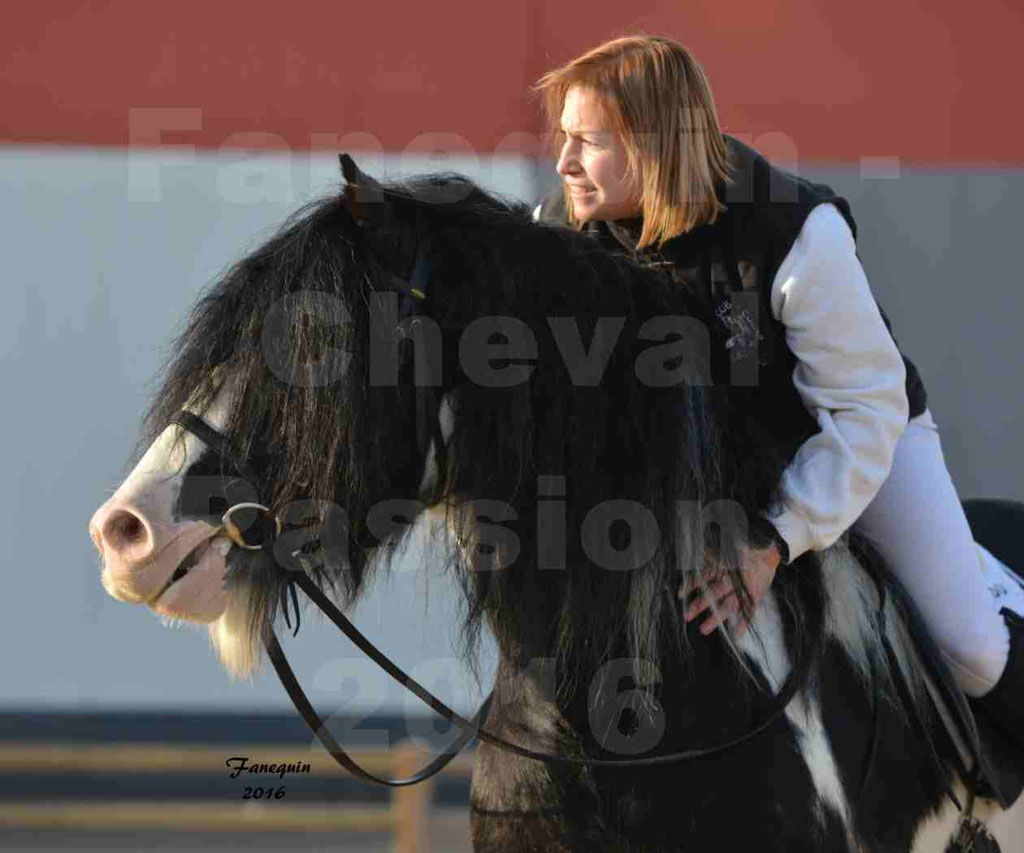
[89,153,1024,848]
[531,34,1024,798]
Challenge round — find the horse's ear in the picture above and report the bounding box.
[338,153,364,186]
[339,153,385,225]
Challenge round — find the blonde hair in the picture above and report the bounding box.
[533,35,735,250]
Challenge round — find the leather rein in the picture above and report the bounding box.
[168,403,881,792]
[161,230,966,826]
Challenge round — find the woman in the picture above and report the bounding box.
[532,34,1024,798]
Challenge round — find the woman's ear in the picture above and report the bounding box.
[339,153,385,225]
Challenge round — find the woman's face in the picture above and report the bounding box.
[556,86,641,222]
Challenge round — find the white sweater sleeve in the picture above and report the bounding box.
[765,202,909,561]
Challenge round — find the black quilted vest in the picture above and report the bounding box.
[537,134,927,473]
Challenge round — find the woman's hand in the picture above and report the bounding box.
[678,543,782,638]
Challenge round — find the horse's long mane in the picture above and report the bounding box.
[140,171,803,706]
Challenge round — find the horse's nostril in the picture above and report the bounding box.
[102,509,148,553]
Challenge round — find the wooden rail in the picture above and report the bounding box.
[0,740,474,853]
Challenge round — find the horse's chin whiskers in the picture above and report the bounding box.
[158,613,186,629]
[207,582,264,682]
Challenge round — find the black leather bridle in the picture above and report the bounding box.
[162,227,834,786]
[159,211,978,845]
[171,400,983,824]
[170,405,826,787]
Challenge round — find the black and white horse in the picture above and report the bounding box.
[89,159,1023,851]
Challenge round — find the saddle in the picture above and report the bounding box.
[869,497,1024,810]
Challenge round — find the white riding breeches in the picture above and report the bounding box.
[853,409,1024,697]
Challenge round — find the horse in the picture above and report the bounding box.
[89,156,1024,851]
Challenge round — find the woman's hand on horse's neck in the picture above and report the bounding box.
[679,543,783,637]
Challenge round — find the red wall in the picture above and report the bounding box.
[3,1,1021,164]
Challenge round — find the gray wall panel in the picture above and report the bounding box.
[809,167,1023,501]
